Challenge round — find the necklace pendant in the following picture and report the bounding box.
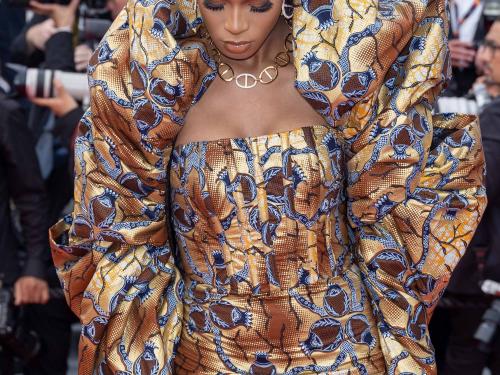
[218,62,235,82]
[274,51,290,67]
[259,66,278,84]
[235,73,258,89]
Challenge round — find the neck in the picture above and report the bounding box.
[222,17,290,73]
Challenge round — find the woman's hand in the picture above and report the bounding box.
[29,79,78,117]
[29,0,80,28]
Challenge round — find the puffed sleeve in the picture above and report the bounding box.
[48,4,185,374]
[342,5,486,374]
[347,109,484,372]
[292,0,486,372]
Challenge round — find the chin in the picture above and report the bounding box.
[223,51,256,60]
[485,76,495,86]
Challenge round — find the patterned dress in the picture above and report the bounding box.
[170,126,385,374]
[48,0,487,373]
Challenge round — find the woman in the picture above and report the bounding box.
[49,0,486,373]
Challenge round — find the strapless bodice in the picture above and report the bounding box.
[169,125,384,374]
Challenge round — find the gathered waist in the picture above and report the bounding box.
[175,264,384,374]
[181,264,364,302]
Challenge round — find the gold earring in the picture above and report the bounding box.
[281,0,293,20]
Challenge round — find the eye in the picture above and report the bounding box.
[203,0,224,11]
[250,0,273,12]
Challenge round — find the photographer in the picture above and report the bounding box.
[10,0,79,71]
[7,2,83,374]
[29,79,83,172]
[10,0,80,220]
[0,83,50,373]
[445,0,487,97]
[0,1,24,83]
[444,17,500,375]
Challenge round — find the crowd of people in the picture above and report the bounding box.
[0,0,124,373]
[0,0,498,373]
[430,2,500,374]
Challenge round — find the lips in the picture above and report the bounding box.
[223,41,252,54]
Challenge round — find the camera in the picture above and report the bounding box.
[6,0,106,9]
[474,299,500,352]
[484,0,500,32]
[483,0,500,19]
[0,289,41,362]
[8,63,89,102]
[79,16,112,41]
[6,0,112,41]
[474,280,500,353]
[78,2,113,41]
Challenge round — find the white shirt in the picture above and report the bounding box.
[450,0,483,42]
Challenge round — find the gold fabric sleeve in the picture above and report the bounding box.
[292,0,487,371]
[49,4,186,373]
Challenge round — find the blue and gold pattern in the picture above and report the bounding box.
[170,126,385,373]
[49,0,486,373]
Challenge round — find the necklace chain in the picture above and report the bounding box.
[202,30,293,89]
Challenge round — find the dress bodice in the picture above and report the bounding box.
[169,125,385,374]
[170,125,352,293]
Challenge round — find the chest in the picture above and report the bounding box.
[175,65,325,146]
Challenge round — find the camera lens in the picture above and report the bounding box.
[474,299,500,351]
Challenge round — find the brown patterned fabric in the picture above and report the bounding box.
[48,0,486,373]
[171,125,386,373]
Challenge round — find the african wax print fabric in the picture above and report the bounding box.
[170,125,385,374]
[48,0,486,373]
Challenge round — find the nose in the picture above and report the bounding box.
[224,6,249,35]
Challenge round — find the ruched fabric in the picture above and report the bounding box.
[170,125,385,374]
[49,0,486,373]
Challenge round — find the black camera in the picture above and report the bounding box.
[0,289,41,362]
[6,0,106,9]
[6,0,111,41]
[484,0,500,19]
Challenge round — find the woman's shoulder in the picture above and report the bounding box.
[83,1,217,154]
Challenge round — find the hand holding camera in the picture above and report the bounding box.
[25,18,57,52]
[13,276,49,306]
[29,0,80,28]
[29,78,79,117]
[74,43,93,72]
[449,39,477,69]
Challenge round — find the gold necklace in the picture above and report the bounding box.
[202,31,294,89]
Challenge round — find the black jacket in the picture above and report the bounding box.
[0,93,50,285]
[10,14,74,71]
[443,16,487,98]
[448,96,500,295]
[10,15,78,225]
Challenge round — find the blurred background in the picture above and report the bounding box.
[0,0,499,373]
